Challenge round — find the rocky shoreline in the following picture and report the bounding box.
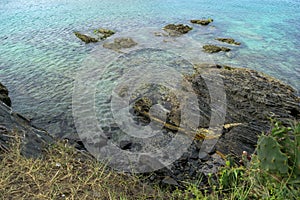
[1,62,299,187]
[1,19,299,188]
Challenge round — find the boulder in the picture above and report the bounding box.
[0,82,11,107]
[74,32,98,43]
[203,44,231,53]
[163,24,193,36]
[190,18,213,25]
[216,38,241,45]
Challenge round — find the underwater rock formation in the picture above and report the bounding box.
[103,37,137,51]
[163,24,193,36]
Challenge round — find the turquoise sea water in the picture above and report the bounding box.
[0,0,299,137]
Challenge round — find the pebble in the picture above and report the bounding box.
[198,152,209,161]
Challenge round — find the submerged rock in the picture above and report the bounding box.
[190,18,213,25]
[216,38,241,45]
[103,37,137,51]
[0,82,11,107]
[163,24,193,36]
[74,32,98,43]
[203,44,231,53]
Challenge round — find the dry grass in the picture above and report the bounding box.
[0,136,169,200]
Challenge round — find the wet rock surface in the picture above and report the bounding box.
[0,82,11,107]
[190,18,213,26]
[203,44,231,53]
[216,38,241,45]
[163,24,193,36]
[0,83,54,158]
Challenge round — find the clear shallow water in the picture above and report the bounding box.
[0,0,299,137]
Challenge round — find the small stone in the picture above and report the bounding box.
[149,175,155,181]
[55,163,61,167]
[190,150,199,160]
[198,152,209,161]
[119,140,132,150]
[162,176,179,186]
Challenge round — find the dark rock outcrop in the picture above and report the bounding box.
[163,24,193,36]
[103,37,137,51]
[74,32,98,43]
[0,82,54,158]
[0,82,11,107]
[190,64,300,156]
[203,45,231,53]
[131,64,299,185]
[216,38,241,45]
[190,18,213,25]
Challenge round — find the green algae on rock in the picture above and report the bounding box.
[163,24,193,36]
[203,44,231,53]
[216,38,241,45]
[190,18,213,25]
[74,32,98,43]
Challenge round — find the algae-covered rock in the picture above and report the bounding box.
[203,44,231,53]
[74,32,98,43]
[95,28,115,39]
[190,18,213,25]
[0,82,11,107]
[103,37,137,51]
[163,24,193,36]
[216,38,241,45]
